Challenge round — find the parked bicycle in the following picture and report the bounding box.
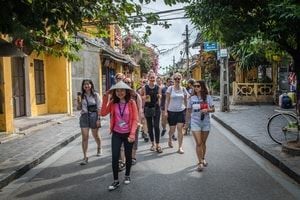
[267,109,300,145]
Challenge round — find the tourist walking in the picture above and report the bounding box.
[78,79,102,165]
[100,81,138,191]
[186,80,215,171]
[165,73,188,154]
[141,72,163,153]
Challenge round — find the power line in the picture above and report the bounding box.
[130,16,189,23]
[128,8,186,18]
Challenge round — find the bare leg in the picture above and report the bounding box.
[81,128,89,159]
[192,131,202,164]
[168,125,176,147]
[177,123,184,149]
[201,132,209,163]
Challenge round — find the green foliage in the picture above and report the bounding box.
[0,0,186,61]
[186,0,300,59]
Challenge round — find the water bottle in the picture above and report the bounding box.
[200,102,208,121]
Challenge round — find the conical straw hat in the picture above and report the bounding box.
[109,81,132,91]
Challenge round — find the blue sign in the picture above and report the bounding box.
[204,42,218,52]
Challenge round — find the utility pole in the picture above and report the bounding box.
[172,56,175,75]
[219,48,230,112]
[185,25,190,79]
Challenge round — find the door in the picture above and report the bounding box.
[12,57,26,117]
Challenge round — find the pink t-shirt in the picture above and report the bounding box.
[113,102,130,133]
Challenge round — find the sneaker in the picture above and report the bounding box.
[124,176,131,185]
[96,148,102,156]
[108,181,120,191]
[79,158,88,165]
[172,135,177,141]
[161,129,166,137]
[144,137,149,142]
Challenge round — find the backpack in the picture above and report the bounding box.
[281,95,292,109]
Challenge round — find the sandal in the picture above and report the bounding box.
[79,157,88,165]
[168,140,173,148]
[156,146,163,153]
[118,160,126,171]
[150,145,156,151]
[177,147,184,154]
[197,163,204,172]
[96,147,102,156]
[202,159,208,167]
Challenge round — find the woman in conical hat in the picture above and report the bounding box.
[100,81,138,191]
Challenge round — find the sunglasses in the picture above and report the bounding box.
[124,81,131,84]
[194,85,201,88]
[174,78,181,81]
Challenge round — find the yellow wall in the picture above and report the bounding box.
[28,53,48,116]
[45,55,70,114]
[28,53,71,116]
[0,57,14,132]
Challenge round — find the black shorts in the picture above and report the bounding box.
[79,112,98,129]
[167,110,185,126]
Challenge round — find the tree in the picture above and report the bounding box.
[123,34,158,74]
[0,0,189,60]
[186,0,300,113]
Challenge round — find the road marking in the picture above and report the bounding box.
[212,119,300,198]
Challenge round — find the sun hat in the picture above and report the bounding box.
[109,80,132,91]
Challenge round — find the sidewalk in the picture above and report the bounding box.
[212,104,300,184]
[0,113,82,189]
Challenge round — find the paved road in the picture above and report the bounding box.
[1,120,299,200]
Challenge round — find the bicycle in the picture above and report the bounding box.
[267,109,300,145]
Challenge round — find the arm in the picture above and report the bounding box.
[129,100,138,141]
[164,87,170,115]
[136,93,143,121]
[158,86,162,106]
[100,93,112,116]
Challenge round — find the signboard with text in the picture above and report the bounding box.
[204,42,218,52]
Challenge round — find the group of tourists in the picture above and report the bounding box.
[77,71,215,191]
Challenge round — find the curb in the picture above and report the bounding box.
[212,114,300,184]
[0,132,81,189]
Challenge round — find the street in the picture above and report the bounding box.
[1,119,300,200]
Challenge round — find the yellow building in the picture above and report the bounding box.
[0,38,72,133]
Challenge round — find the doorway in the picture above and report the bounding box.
[11,57,26,117]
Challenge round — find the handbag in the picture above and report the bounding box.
[144,106,156,117]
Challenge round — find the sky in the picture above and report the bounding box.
[133,0,199,74]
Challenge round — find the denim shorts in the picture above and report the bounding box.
[191,122,211,132]
[79,112,98,129]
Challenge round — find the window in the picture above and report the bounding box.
[34,60,45,104]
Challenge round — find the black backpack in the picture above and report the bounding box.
[281,95,292,109]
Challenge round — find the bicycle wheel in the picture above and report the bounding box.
[267,113,298,144]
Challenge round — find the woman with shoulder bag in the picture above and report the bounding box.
[100,81,138,191]
[141,72,163,153]
[78,79,102,165]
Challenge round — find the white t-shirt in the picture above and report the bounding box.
[166,86,188,112]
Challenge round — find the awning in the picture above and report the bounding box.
[0,38,26,57]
